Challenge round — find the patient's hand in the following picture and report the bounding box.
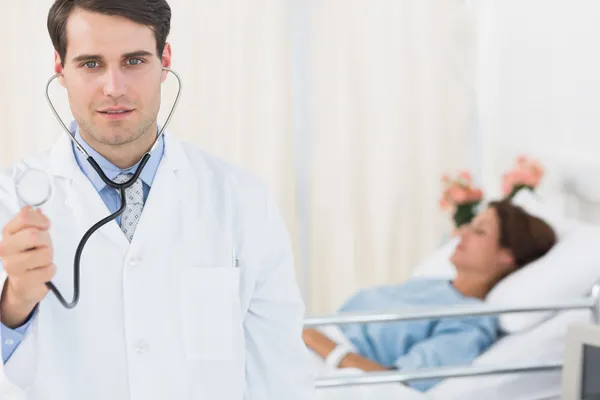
[302,328,336,357]
[302,328,392,372]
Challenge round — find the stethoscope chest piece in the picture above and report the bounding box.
[15,168,53,208]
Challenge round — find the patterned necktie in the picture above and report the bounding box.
[114,173,144,242]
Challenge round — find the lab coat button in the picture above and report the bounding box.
[134,341,149,354]
[127,257,140,267]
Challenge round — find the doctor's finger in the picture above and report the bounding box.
[0,246,54,274]
[2,207,50,237]
[0,228,52,256]
[23,263,56,286]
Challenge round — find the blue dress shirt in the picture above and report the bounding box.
[1,123,164,363]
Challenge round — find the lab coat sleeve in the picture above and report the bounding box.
[0,170,38,392]
[242,191,316,399]
[0,269,39,393]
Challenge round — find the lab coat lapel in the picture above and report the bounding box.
[129,133,231,265]
[49,135,130,250]
[47,132,218,257]
[66,171,130,249]
[127,132,187,251]
[138,134,233,267]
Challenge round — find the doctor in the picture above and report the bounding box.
[0,0,315,399]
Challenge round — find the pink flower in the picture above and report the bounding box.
[468,188,483,202]
[440,198,451,211]
[459,170,472,184]
[529,160,544,179]
[502,155,545,195]
[502,172,515,195]
[522,172,539,187]
[452,188,469,204]
[447,185,463,202]
[517,169,529,183]
[439,170,484,213]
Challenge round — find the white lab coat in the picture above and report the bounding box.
[0,132,316,399]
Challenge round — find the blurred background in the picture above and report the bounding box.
[1,0,599,315]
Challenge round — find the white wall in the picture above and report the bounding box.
[476,0,600,199]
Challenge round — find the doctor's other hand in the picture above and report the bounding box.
[0,206,55,328]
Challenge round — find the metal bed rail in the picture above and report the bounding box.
[305,297,599,327]
[307,282,600,388]
[315,361,563,388]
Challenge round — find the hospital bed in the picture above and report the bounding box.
[307,298,596,400]
[306,161,600,400]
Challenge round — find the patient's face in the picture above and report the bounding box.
[451,208,513,276]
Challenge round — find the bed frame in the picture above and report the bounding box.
[305,282,600,388]
[306,158,600,389]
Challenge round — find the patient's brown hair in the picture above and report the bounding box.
[489,200,557,269]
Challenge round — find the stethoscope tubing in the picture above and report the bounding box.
[42,68,182,309]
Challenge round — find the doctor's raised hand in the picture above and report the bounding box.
[0,207,55,328]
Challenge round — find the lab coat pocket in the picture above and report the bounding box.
[179,266,241,361]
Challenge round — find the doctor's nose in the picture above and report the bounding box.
[103,68,127,98]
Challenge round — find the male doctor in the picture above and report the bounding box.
[0,0,315,399]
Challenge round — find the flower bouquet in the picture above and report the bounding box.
[439,171,484,230]
[502,155,544,199]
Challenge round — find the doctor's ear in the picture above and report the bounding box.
[54,51,66,87]
[160,43,172,83]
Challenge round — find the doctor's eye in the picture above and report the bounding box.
[82,61,100,69]
[127,58,144,66]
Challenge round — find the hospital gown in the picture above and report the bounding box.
[338,278,499,391]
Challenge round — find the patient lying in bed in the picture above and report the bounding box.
[303,200,557,391]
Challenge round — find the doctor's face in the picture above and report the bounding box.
[54,8,171,150]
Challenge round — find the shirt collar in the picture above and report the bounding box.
[70,121,165,192]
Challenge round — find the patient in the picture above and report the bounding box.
[303,200,557,392]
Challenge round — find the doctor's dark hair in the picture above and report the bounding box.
[488,200,557,269]
[47,0,171,66]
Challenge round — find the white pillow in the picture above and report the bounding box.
[508,189,571,238]
[412,189,600,334]
[488,189,600,333]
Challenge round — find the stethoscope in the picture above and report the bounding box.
[13,67,182,309]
